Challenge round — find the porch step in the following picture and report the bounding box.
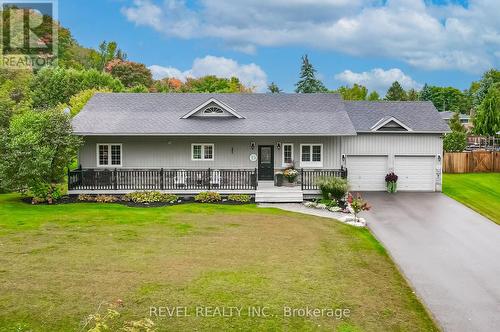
[255,190,304,203]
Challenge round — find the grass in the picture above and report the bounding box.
[443,173,500,224]
[0,194,437,331]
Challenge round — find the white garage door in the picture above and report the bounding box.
[395,156,435,191]
[347,156,388,191]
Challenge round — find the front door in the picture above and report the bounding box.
[258,145,274,180]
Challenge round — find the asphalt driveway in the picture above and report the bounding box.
[363,192,500,332]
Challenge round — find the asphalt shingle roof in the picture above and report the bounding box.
[343,101,450,132]
[72,93,449,135]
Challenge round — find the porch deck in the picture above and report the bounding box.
[67,168,347,199]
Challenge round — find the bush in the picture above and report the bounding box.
[124,191,179,203]
[315,177,349,201]
[30,183,63,204]
[195,191,222,203]
[443,131,467,152]
[77,194,119,203]
[227,194,251,203]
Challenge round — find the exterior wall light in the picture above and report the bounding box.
[250,142,256,150]
[276,142,282,150]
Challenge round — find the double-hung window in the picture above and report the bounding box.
[192,144,214,161]
[97,144,122,167]
[282,143,294,166]
[300,144,323,167]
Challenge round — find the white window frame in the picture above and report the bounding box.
[282,143,294,167]
[96,143,122,167]
[191,143,215,161]
[300,144,323,168]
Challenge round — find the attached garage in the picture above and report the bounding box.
[394,156,436,191]
[347,156,388,191]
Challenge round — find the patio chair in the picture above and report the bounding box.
[174,170,187,187]
[210,169,221,188]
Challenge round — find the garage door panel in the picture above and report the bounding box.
[395,156,435,191]
[347,156,387,191]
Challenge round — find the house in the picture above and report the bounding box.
[70,93,450,202]
[440,111,472,131]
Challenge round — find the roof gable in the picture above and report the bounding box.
[181,98,244,119]
[343,101,450,133]
[371,116,412,132]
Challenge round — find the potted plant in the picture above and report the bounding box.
[385,172,398,193]
[283,167,298,185]
[275,171,284,187]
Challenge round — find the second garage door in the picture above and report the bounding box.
[347,156,388,191]
[395,156,436,191]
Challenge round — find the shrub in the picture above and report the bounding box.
[30,183,63,204]
[348,193,371,221]
[95,195,119,203]
[315,177,349,201]
[124,191,178,203]
[77,194,95,202]
[195,191,221,203]
[443,131,467,152]
[227,194,251,203]
[77,194,119,203]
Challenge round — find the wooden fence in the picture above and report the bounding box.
[443,151,500,173]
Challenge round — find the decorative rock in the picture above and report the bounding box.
[316,203,327,209]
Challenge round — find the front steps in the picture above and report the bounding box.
[255,181,304,203]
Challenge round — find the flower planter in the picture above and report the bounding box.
[386,181,397,193]
[275,173,284,187]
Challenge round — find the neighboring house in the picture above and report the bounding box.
[440,111,472,131]
[70,93,449,202]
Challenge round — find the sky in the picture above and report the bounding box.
[58,0,499,93]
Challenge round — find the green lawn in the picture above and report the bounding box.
[0,194,436,331]
[443,173,500,224]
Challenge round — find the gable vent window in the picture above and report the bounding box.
[203,106,224,115]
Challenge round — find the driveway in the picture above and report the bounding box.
[364,192,500,332]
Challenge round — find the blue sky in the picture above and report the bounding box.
[58,0,499,93]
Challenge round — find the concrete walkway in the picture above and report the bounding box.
[364,192,500,332]
[258,203,352,222]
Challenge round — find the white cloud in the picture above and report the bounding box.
[122,0,500,73]
[149,55,268,92]
[335,68,422,94]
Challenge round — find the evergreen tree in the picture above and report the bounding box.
[268,82,282,93]
[449,112,466,133]
[384,81,407,101]
[420,83,432,101]
[367,91,380,101]
[295,55,327,93]
[406,88,419,101]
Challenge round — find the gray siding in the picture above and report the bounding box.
[341,134,444,190]
[79,136,342,170]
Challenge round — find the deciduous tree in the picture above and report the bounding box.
[0,108,82,203]
[473,84,500,136]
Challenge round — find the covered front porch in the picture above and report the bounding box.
[67,168,348,201]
